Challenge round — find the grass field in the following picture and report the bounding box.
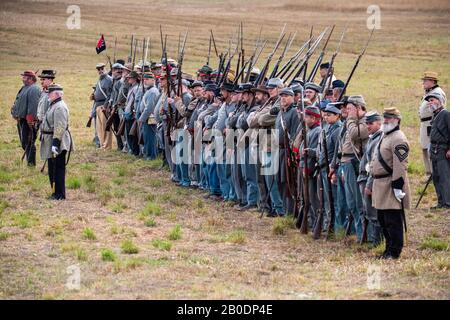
[0,0,449,299]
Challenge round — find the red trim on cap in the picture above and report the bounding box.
[305,109,321,118]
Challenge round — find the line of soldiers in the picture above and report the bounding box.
[88,54,450,259]
[11,70,73,200]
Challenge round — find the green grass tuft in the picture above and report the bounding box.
[82,227,97,240]
[168,224,182,240]
[101,248,117,261]
[152,239,172,251]
[0,231,9,241]
[272,216,295,235]
[420,236,449,251]
[10,211,39,229]
[76,248,88,261]
[226,230,246,244]
[121,239,139,254]
[67,177,81,189]
[144,218,156,227]
[139,202,161,218]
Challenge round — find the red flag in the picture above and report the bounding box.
[96,34,106,54]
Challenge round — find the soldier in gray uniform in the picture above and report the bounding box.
[248,84,272,214]
[418,72,447,175]
[274,87,301,215]
[106,63,124,151]
[236,83,259,210]
[335,95,369,240]
[424,92,450,209]
[92,63,113,150]
[303,82,321,107]
[358,111,383,245]
[138,72,161,160]
[173,80,193,186]
[317,103,343,232]
[40,84,73,200]
[124,71,140,156]
[227,86,247,207]
[11,70,41,166]
[213,82,237,201]
[37,70,56,123]
[197,83,221,195]
[299,105,321,224]
[371,108,410,259]
[185,81,206,187]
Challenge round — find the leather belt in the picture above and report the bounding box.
[373,173,392,179]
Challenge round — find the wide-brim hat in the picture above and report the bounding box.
[38,69,56,79]
[421,71,438,81]
[251,84,269,95]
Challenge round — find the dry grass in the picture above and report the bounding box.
[0,0,449,299]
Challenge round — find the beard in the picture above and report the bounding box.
[381,122,398,133]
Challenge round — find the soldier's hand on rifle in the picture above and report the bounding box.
[364,187,372,196]
[90,92,95,101]
[302,148,310,155]
[167,97,174,104]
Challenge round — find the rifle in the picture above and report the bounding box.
[277,36,312,80]
[128,34,134,63]
[298,90,311,234]
[255,23,287,86]
[314,97,336,239]
[160,25,164,61]
[269,32,296,79]
[21,127,34,163]
[113,35,117,63]
[240,22,245,82]
[207,33,212,66]
[303,26,313,81]
[86,115,93,128]
[177,30,188,97]
[415,174,433,209]
[210,29,219,58]
[306,25,335,83]
[322,26,346,94]
[286,28,328,85]
[281,109,298,214]
[313,168,324,240]
[161,28,174,146]
[338,27,375,102]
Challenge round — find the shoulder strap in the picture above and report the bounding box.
[377,138,393,175]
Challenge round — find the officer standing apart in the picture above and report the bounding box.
[40,84,73,200]
[424,92,450,209]
[418,71,447,175]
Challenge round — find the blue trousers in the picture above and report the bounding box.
[241,147,258,206]
[321,169,339,232]
[263,152,284,214]
[341,161,363,240]
[335,165,349,231]
[142,123,157,160]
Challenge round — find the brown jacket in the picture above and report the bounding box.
[371,127,411,210]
